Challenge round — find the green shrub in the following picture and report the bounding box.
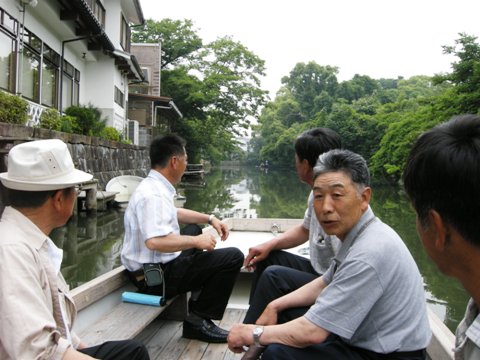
[65,103,106,136]
[99,126,121,142]
[39,108,61,130]
[60,115,78,134]
[0,91,29,124]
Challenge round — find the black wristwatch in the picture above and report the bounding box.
[208,214,216,225]
[252,326,264,346]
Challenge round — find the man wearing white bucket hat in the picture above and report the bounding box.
[0,139,149,360]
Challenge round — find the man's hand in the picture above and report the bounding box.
[193,233,217,251]
[243,241,276,270]
[211,218,229,241]
[227,324,255,353]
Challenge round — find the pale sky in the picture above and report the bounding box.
[139,0,480,98]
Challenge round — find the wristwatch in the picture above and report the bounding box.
[208,214,216,225]
[252,326,264,345]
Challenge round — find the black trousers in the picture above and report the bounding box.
[130,224,244,320]
[262,335,426,360]
[244,250,319,324]
[79,340,149,360]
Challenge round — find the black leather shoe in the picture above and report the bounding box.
[182,319,229,343]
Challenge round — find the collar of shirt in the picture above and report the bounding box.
[1,207,49,250]
[46,238,63,275]
[333,206,375,266]
[456,298,480,351]
[148,169,177,197]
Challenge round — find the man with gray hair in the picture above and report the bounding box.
[0,139,149,360]
[229,149,431,360]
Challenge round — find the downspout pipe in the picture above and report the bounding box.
[59,35,93,114]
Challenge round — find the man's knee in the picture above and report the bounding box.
[217,247,244,269]
[262,344,291,360]
[262,265,290,282]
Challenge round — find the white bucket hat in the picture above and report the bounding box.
[0,139,93,191]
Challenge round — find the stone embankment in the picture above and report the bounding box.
[0,123,149,191]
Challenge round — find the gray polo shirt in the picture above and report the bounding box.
[305,208,431,353]
[455,298,480,360]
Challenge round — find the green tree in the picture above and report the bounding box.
[132,19,202,68]
[132,19,268,163]
[281,62,339,117]
[336,74,379,102]
[433,33,480,113]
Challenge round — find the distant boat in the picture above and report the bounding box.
[182,164,205,179]
[105,175,144,204]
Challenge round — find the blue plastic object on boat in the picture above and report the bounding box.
[122,291,166,306]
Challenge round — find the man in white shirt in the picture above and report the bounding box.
[121,134,243,343]
[404,114,480,360]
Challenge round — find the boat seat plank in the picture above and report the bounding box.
[71,266,128,311]
[79,296,181,345]
[71,266,188,346]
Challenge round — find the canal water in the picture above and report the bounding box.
[51,166,470,333]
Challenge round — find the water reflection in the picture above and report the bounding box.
[52,167,469,332]
[50,210,124,288]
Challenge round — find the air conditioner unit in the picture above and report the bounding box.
[142,67,150,83]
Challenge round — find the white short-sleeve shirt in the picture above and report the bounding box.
[121,170,181,271]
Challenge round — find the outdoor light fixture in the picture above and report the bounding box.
[20,0,37,7]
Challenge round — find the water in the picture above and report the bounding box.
[51,166,469,332]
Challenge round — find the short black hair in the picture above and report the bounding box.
[403,114,480,247]
[150,134,187,169]
[7,188,71,208]
[294,128,342,168]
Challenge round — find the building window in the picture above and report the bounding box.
[21,46,40,102]
[41,60,57,107]
[62,60,80,109]
[114,86,124,108]
[41,44,59,107]
[0,8,17,35]
[120,15,130,51]
[0,30,16,92]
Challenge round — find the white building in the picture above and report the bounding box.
[0,0,145,135]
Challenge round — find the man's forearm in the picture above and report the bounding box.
[262,317,329,348]
[272,224,309,250]
[177,208,209,224]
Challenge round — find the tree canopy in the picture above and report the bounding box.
[251,33,480,184]
[132,19,268,163]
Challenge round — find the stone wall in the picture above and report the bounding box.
[0,123,150,190]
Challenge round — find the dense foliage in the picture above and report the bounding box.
[252,33,480,184]
[0,91,28,125]
[132,19,268,163]
[39,105,121,141]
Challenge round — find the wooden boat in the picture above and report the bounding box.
[105,175,144,204]
[71,218,455,360]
